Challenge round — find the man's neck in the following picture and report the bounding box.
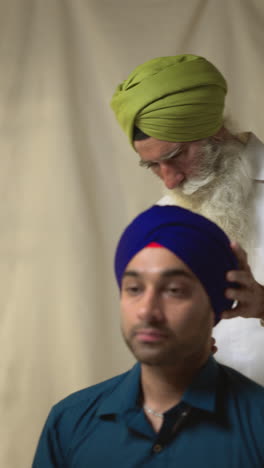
[140,353,209,413]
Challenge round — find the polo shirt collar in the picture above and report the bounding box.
[96,356,220,418]
[181,355,219,414]
[96,362,142,417]
[245,133,264,181]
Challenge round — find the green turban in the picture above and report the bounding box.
[110,55,227,147]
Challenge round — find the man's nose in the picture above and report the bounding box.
[159,163,185,189]
[138,290,164,322]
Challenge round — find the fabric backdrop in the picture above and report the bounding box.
[0,1,263,466]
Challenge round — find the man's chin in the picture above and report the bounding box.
[134,354,173,367]
[127,342,183,367]
[125,341,166,365]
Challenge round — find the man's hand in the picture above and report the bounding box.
[222,242,264,320]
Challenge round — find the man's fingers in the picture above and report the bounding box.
[226,270,253,286]
[230,241,249,270]
[221,309,241,319]
[225,284,254,303]
[223,244,264,321]
[222,300,247,319]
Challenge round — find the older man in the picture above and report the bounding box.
[33,206,264,467]
[111,54,264,384]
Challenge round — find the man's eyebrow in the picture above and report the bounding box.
[161,269,194,280]
[159,147,184,161]
[122,271,140,279]
[139,146,184,167]
[122,269,194,280]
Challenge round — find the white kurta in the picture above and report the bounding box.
[158,133,264,385]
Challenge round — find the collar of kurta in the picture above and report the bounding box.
[245,132,264,181]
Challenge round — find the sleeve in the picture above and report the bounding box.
[32,407,66,468]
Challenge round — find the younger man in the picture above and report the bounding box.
[33,206,264,467]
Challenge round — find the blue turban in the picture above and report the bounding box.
[114,205,238,324]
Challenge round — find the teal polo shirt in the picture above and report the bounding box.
[32,357,264,467]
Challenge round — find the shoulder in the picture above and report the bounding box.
[218,362,264,408]
[33,370,133,465]
[218,363,264,455]
[52,369,130,417]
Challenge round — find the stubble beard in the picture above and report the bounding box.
[122,331,180,366]
[121,322,211,368]
[164,138,255,251]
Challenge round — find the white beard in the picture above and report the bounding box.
[163,138,255,251]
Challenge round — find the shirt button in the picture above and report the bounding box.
[153,444,162,453]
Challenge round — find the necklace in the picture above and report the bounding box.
[143,405,164,419]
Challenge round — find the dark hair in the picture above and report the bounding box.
[133,126,150,141]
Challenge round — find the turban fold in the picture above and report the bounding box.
[111,55,227,147]
[114,205,237,324]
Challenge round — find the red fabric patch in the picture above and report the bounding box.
[146,242,163,248]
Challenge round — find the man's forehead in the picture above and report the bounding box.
[134,137,184,161]
[124,246,195,277]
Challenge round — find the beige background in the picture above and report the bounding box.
[0,1,263,467]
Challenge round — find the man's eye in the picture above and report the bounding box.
[168,287,180,293]
[165,286,184,296]
[124,285,142,295]
[139,161,158,169]
[147,162,158,169]
[167,152,183,163]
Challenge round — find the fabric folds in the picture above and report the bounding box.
[111,55,227,146]
[114,205,237,324]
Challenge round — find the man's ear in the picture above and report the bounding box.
[210,126,230,143]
